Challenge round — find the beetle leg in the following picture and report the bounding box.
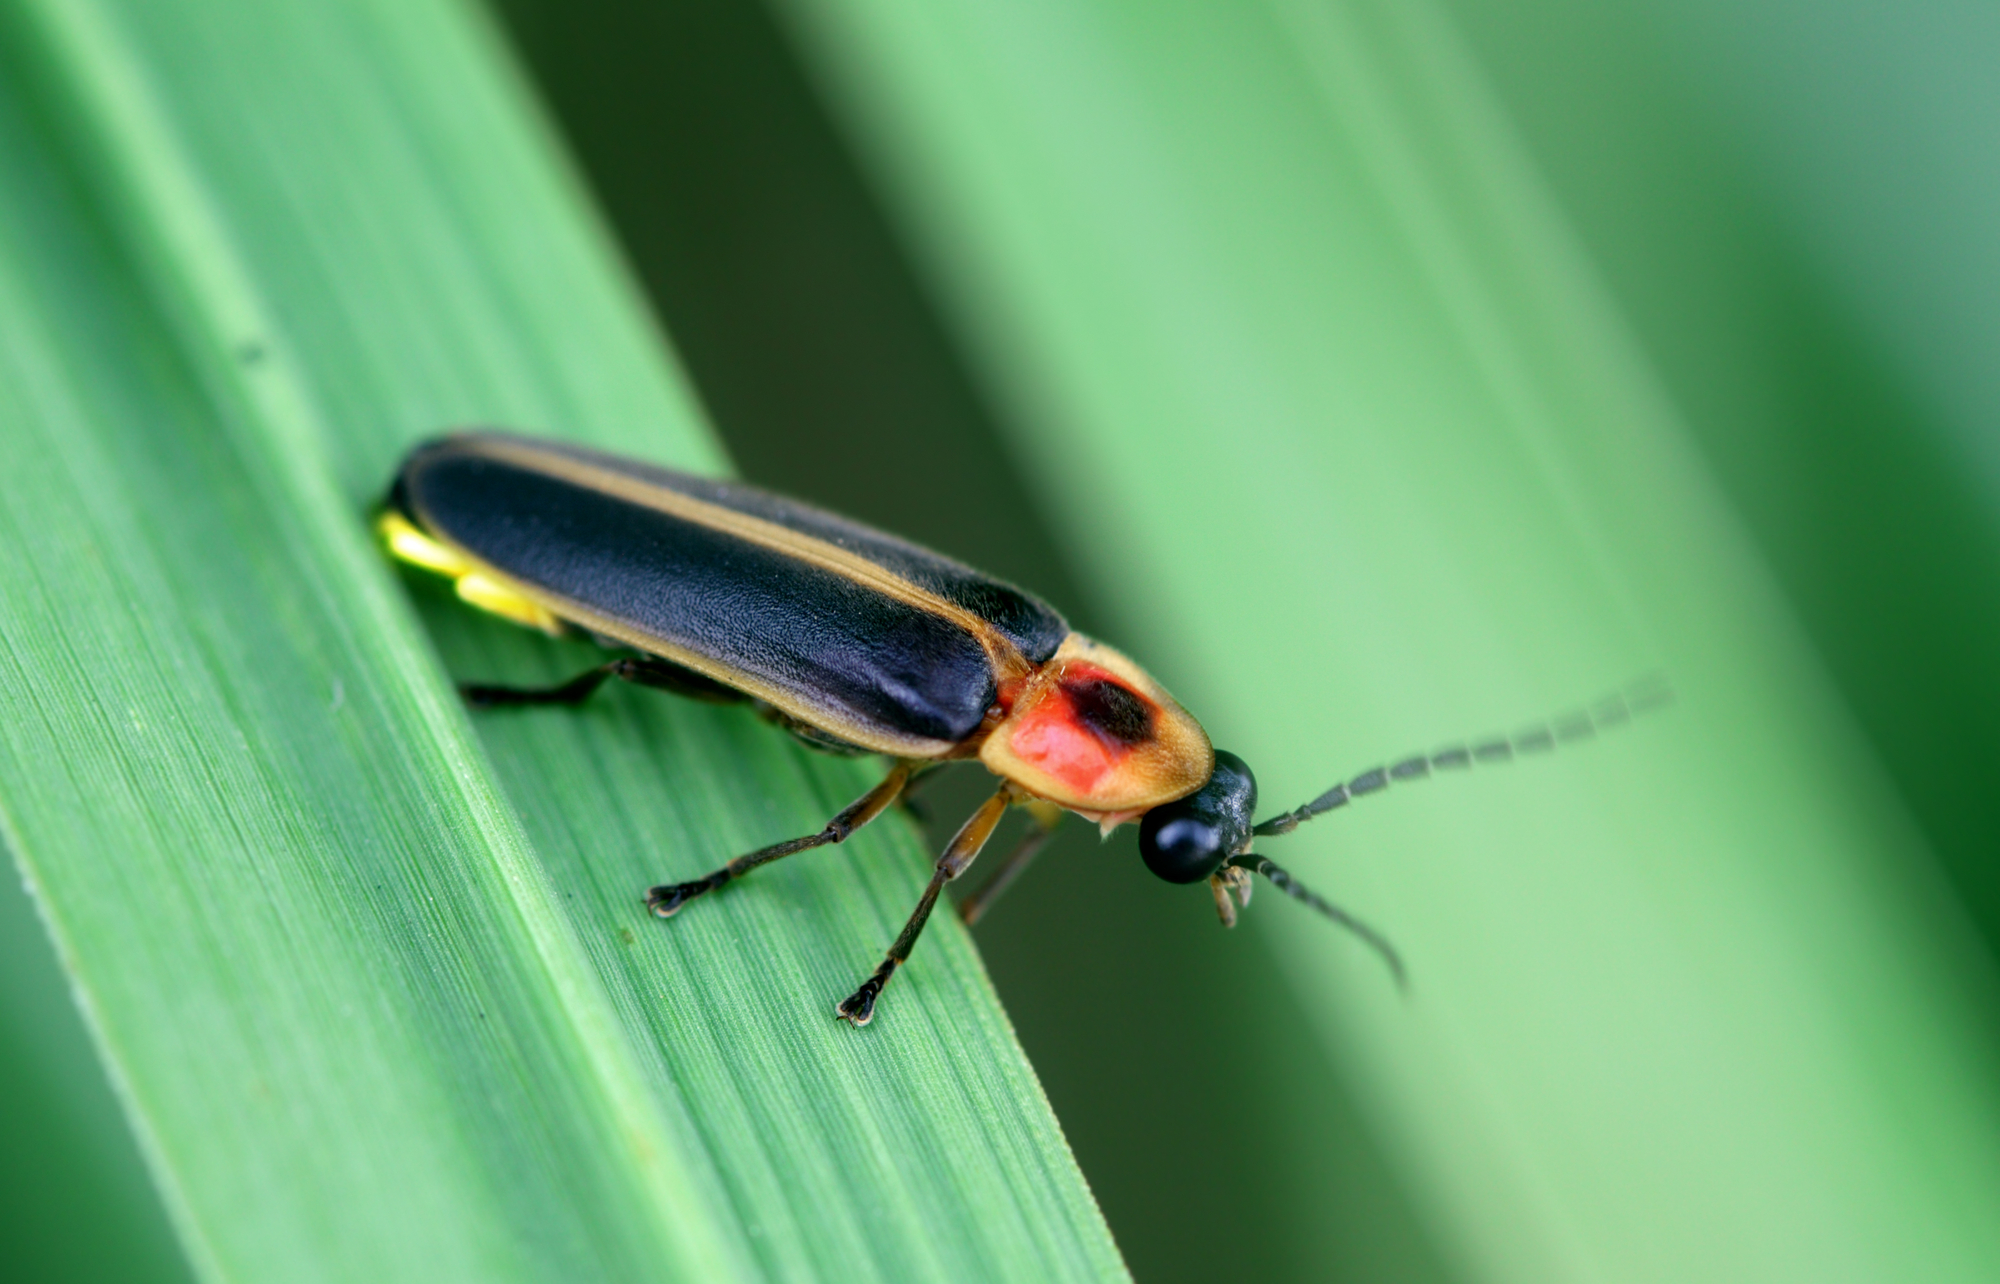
[956,801,1063,927]
[837,786,1013,1026]
[460,663,620,707]
[893,760,948,824]
[462,656,745,708]
[645,761,917,917]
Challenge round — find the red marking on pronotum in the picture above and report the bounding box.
[1008,664,1157,795]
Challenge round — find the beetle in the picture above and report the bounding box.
[381,432,1663,1024]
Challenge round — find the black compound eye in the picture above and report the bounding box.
[1137,750,1257,884]
[1139,812,1229,883]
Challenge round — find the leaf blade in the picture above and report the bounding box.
[767,0,2000,1278]
[0,0,1126,1279]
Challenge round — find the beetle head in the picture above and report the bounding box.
[1137,750,1257,883]
[1143,747,1405,983]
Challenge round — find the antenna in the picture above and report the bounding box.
[1227,854,1407,987]
[1252,674,1672,839]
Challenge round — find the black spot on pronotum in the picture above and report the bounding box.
[1066,676,1154,746]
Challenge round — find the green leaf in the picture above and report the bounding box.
[770,0,2000,1279]
[1439,0,2000,979]
[0,1,1123,1280]
[478,5,1460,1279]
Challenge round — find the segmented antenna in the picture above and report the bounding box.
[1251,674,1672,839]
[1228,854,1407,987]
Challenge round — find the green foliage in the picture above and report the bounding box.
[1441,0,2000,984]
[12,0,2000,1280]
[0,1,1122,1280]
[766,0,2000,1280]
[483,4,1457,1278]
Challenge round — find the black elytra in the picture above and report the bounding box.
[395,439,1067,748]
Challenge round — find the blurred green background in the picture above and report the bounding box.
[6,0,1998,1280]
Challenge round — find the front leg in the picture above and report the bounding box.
[836,786,1013,1026]
[957,801,1063,927]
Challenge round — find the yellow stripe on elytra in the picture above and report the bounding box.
[454,573,565,636]
[462,437,1032,681]
[377,510,565,637]
[378,510,471,576]
[376,507,952,755]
